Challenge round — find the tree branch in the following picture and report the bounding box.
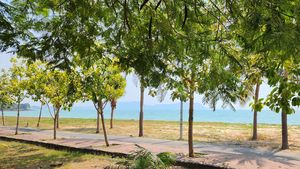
[182,3,188,28]
[140,0,150,10]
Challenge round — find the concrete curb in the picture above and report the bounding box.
[0,135,233,169]
[175,159,233,169]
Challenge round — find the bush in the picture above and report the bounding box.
[116,146,177,169]
[131,147,165,169]
[157,152,176,166]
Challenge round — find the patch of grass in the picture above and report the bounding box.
[0,140,121,169]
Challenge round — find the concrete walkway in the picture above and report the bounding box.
[1,126,300,169]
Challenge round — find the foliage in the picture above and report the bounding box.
[25,60,48,105]
[6,0,300,151]
[265,60,300,114]
[78,56,126,107]
[228,0,300,113]
[121,146,168,169]
[0,69,13,109]
[156,152,176,167]
[7,58,28,106]
[249,98,264,113]
[42,68,79,111]
[0,1,18,51]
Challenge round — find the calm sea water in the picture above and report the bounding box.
[3,102,300,125]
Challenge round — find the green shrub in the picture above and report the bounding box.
[131,147,165,169]
[117,146,178,169]
[157,152,176,166]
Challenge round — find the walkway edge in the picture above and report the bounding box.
[0,135,233,169]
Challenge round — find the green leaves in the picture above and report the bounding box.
[77,56,126,108]
[0,69,13,108]
[7,58,28,104]
[2,0,299,119]
[249,98,264,112]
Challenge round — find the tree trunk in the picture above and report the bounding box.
[56,111,59,129]
[99,100,109,146]
[1,107,4,126]
[96,110,100,133]
[54,110,57,140]
[37,103,43,127]
[179,100,183,140]
[139,82,144,137]
[252,82,260,140]
[188,91,194,157]
[110,107,114,129]
[281,110,289,149]
[15,102,20,135]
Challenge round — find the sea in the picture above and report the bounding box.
[3,102,300,125]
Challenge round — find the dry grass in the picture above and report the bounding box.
[3,116,300,150]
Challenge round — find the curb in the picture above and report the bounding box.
[0,135,233,169]
[175,159,233,169]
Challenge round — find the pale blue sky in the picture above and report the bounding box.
[0,52,272,109]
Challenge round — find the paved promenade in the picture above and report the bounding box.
[1,126,300,169]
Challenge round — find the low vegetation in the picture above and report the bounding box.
[0,140,120,169]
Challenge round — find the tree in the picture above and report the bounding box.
[150,75,188,141]
[170,87,188,141]
[13,0,300,155]
[106,1,243,157]
[139,77,145,137]
[108,77,126,129]
[25,60,49,127]
[0,69,12,126]
[42,68,79,139]
[79,57,126,146]
[7,58,28,135]
[265,60,300,149]
[242,54,265,140]
[227,0,300,149]
[109,99,117,129]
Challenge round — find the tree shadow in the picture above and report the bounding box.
[195,146,298,168]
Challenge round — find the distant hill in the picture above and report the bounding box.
[3,103,31,111]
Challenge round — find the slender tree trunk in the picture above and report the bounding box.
[53,106,60,140]
[188,91,194,157]
[179,100,183,140]
[139,82,144,137]
[46,102,54,119]
[36,103,43,127]
[54,110,57,140]
[281,110,289,149]
[252,82,260,140]
[56,111,59,129]
[110,107,114,129]
[15,102,20,135]
[96,110,100,133]
[1,107,4,126]
[99,100,109,146]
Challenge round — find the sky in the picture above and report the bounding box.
[0,52,272,109]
